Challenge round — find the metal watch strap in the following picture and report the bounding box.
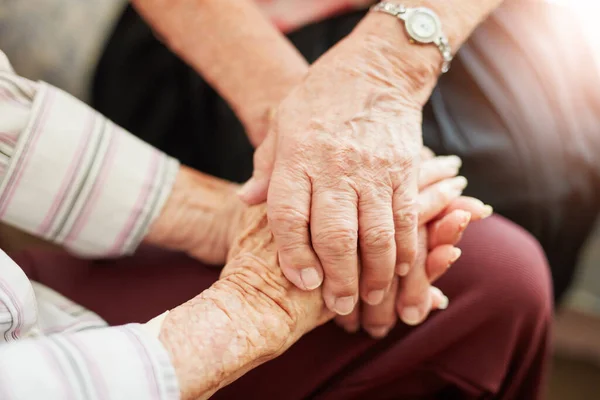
[371,2,452,73]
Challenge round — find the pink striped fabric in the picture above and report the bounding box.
[0,50,180,399]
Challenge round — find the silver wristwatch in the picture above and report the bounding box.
[371,2,452,73]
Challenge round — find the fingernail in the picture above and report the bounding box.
[300,268,322,290]
[333,296,356,316]
[482,205,494,218]
[397,263,410,276]
[366,289,385,305]
[443,177,467,198]
[450,247,462,264]
[438,295,449,310]
[446,155,462,169]
[368,326,391,339]
[401,306,422,326]
[453,176,468,190]
[430,287,450,310]
[458,211,471,231]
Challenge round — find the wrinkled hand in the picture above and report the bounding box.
[336,148,492,336]
[217,183,484,353]
[221,206,333,345]
[239,61,424,317]
[157,204,329,400]
[157,161,490,399]
[223,155,490,343]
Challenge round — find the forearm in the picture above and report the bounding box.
[158,283,275,399]
[157,204,331,399]
[0,51,180,258]
[144,165,243,265]
[132,0,308,144]
[348,0,504,104]
[158,261,309,399]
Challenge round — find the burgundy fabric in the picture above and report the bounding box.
[14,215,552,399]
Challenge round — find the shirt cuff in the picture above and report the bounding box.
[0,81,179,257]
[0,324,180,400]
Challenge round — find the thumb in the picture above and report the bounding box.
[238,126,278,204]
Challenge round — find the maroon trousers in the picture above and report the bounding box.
[15,215,552,399]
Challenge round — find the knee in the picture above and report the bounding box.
[449,215,553,325]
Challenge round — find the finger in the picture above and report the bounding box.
[418,155,462,190]
[418,176,468,225]
[420,146,436,161]
[428,210,471,248]
[268,166,324,291]
[362,276,399,338]
[311,183,359,315]
[336,257,362,332]
[430,286,450,310]
[392,168,419,277]
[397,227,431,325]
[334,305,361,333]
[358,188,396,306]
[441,197,493,222]
[238,128,278,204]
[425,245,462,283]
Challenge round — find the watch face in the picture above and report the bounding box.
[406,8,440,43]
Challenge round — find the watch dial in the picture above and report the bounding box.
[407,10,438,43]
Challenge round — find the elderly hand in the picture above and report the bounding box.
[157,204,332,400]
[237,29,436,317]
[147,150,489,332]
[336,150,493,336]
[155,154,488,398]
[335,148,492,336]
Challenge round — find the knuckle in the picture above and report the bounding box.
[400,286,429,306]
[390,157,417,187]
[277,237,307,253]
[393,206,418,231]
[395,155,415,173]
[328,273,360,294]
[363,317,396,336]
[269,206,308,229]
[360,225,395,255]
[398,246,417,263]
[365,274,394,290]
[332,149,361,176]
[313,139,369,177]
[276,244,319,271]
[313,226,358,257]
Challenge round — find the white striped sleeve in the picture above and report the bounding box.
[0,50,179,257]
[0,324,180,400]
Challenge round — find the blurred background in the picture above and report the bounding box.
[1,0,600,398]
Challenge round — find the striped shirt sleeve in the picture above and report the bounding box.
[0,50,179,257]
[0,324,180,400]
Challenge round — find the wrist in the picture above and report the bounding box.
[145,166,243,264]
[343,22,439,106]
[240,65,308,146]
[158,273,296,400]
[350,0,498,104]
[158,286,260,400]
